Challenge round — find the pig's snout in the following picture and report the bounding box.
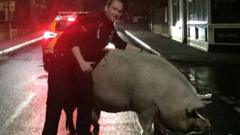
[186,109,211,133]
[195,118,210,133]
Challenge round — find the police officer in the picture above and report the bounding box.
[42,0,133,135]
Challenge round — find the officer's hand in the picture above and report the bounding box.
[79,61,95,73]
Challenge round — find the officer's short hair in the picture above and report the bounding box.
[105,0,125,7]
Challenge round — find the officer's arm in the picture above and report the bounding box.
[71,46,95,73]
[111,30,127,49]
[111,30,140,51]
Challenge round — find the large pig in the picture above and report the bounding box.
[92,50,211,135]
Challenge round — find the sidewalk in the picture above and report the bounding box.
[119,24,240,66]
[0,31,44,55]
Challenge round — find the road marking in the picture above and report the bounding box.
[0,37,43,56]
[0,93,36,134]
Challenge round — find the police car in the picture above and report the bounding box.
[42,12,88,71]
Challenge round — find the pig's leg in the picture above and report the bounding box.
[153,121,163,135]
[92,108,100,135]
[137,111,154,135]
[153,111,162,135]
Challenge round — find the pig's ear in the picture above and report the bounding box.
[198,93,212,106]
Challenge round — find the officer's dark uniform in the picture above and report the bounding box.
[42,12,127,135]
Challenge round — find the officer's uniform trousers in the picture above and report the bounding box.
[42,53,93,135]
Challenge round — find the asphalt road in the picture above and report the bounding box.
[0,36,240,135]
[0,43,143,135]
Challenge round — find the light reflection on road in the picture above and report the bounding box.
[99,111,142,135]
[172,62,240,135]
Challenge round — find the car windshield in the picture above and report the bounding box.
[55,21,71,31]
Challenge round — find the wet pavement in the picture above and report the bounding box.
[117,23,240,135]
[172,62,240,135]
[1,23,240,135]
[96,53,240,135]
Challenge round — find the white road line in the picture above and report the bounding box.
[0,37,43,56]
[0,93,36,134]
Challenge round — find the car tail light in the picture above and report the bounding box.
[67,17,76,22]
[43,31,58,39]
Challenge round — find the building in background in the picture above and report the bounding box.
[131,0,240,52]
[187,0,240,51]
[0,0,17,40]
[0,0,108,40]
[1,0,239,51]
[151,0,170,38]
[0,0,48,40]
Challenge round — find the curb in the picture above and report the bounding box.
[121,26,240,66]
[0,36,43,56]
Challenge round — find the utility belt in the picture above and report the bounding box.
[52,48,100,70]
[53,49,65,59]
[53,49,80,70]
